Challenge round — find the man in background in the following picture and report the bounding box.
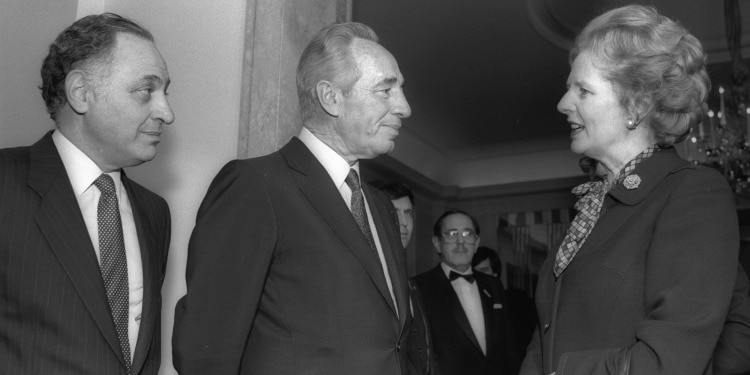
[472,246,502,278]
[371,180,437,374]
[173,22,413,374]
[412,209,520,375]
[0,13,174,374]
[369,180,415,248]
[472,246,537,350]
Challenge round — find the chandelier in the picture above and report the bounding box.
[678,0,750,202]
[680,89,750,199]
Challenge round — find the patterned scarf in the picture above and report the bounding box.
[553,145,659,277]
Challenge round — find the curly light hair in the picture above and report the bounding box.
[570,5,710,146]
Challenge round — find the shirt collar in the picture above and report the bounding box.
[298,127,358,188]
[52,130,123,197]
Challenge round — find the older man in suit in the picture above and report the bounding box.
[412,209,521,375]
[0,13,174,375]
[173,22,412,375]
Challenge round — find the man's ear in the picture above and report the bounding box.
[316,80,341,117]
[432,236,442,254]
[65,70,91,114]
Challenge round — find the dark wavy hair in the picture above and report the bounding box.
[369,180,414,204]
[570,5,710,146]
[40,13,153,120]
[472,246,502,273]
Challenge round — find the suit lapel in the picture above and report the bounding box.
[29,133,126,367]
[124,175,159,375]
[281,138,399,318]
[572,200,638,261]
[433,267,483,353]
[366,184,409,325]
[476,276,502,356]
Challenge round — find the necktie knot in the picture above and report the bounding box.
[572,180,610,215]
[449,271,475,283]
[345,169,361,193]
[94,174,116,196]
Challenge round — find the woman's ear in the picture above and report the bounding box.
[628,96,653,126]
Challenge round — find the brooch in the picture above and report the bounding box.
[623,174,641,190]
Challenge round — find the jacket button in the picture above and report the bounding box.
[543,322,550,333]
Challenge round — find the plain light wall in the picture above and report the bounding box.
[0,0,77,147]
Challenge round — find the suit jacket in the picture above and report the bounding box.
[520,147,738,375]
[406,280,439,375]
[412,265,521,375]
[173,137,411,375]
[713,264,750,375]
[0,131,171,375]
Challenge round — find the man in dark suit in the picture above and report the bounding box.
[412,209,521,375]
[173,22,412,375]
[472,246,537,351]
[0,13,174,375]
[370,180,437,375]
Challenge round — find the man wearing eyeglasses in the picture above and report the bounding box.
[411,209,521,375]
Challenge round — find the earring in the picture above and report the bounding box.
[626,118,637,130]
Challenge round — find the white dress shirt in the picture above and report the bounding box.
[441,262,486,355]
[53,130,143,360]
[298,128,398,313]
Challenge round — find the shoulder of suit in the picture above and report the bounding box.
[0,145,31,166]
[224,149,286,173]
[609,148,729,205]
[411,272,429,287]
[474,272,503,289]
[412,265,443,285]
[123,177,168,209]
[366,186,396,208]
[205,153,285,191]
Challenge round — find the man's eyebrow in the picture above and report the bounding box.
[134,75,170,91]
[381,76,398,85]
[369,76,398,88]
[137,74,165,86]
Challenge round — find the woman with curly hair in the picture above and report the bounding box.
[520,5,741,374]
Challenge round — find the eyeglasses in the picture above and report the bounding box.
[441,230,478,244]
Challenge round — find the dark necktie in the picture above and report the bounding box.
[344,169,379,259]
[449,271,475,283]
[94,174,131,372]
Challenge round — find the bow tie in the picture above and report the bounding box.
[449,271,475,283]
